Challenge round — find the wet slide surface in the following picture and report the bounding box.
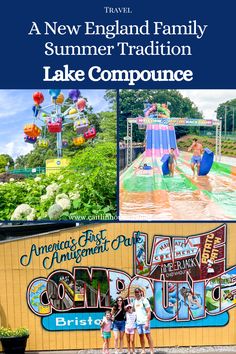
[119,153,236,220]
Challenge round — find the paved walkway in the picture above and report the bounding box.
[26,346,236,354]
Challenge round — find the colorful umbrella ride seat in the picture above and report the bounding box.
[62,140,69,148]
[74,118,89,134]
[47,118,62,133]
[84,127,96,140]
[24,135,37,144]
[24,123,41,138]
[73,136,85,146]
[38,138,49,148]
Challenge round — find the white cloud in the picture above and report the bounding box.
[82,89,110,112]
[0,134,33,159]
[0,90,32,120]
[179,90,236,120]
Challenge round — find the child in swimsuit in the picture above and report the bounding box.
[168,148,177,177]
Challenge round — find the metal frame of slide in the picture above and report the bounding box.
[126,117,222,167]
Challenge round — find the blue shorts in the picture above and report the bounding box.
[191,156,201,164]
[113,320,125,332]
[136,323,150,335]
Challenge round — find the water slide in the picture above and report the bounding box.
[120,125,236,220]
[145,124,178,157]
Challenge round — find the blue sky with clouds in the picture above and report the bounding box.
[0,89,110,160]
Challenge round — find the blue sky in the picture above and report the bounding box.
[0,89,110,160]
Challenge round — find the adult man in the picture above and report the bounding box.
[133,288,154,354]
[187,138,203,175]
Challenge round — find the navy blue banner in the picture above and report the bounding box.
[0,0,236,88]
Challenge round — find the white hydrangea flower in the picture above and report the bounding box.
[46,183,59,195]
[48,204,63,220]
[11,204,36,221]
[9,178,15,182]
[56,193,68,200]
[28,209,36,220]
[69,191,80,200]
[57,198,71,210]
[55,193,71,210]
[40,194,49,203]
[34,176,41,182]
[46,190,55,198]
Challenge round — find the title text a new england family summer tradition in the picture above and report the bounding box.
[28,18,208,86]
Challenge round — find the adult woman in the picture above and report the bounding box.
[111,296,126,354]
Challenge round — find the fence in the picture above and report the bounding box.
[201,130,236,140]
[9,167,46,177]
[119,146,145,171]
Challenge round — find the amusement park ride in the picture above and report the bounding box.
[126,102,222,167]
[23,89,96,159]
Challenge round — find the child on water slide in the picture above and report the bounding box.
[168,148,177,177]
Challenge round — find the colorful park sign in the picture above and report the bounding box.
[1,223,236,351]
[135,117,220,126]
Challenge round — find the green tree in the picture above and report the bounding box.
[216,98,236,133]
[105,90,117,111]
[97,111,116,143]
[1,154,14,167]
[69,141,116,214]
[15,155,28,169]
[0,155,8,173]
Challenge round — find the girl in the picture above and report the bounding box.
[100,310,112,354]
[125,304,137,354]
[111,297,126,354]
[168,147,177,177]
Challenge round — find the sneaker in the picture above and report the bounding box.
[141,351,146,354]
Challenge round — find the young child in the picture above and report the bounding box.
[168,148,177,177]
[100,310,112,354]
[125,304,137,354]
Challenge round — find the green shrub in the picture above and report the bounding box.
[0,142,116,220]
[0,327,29,338]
